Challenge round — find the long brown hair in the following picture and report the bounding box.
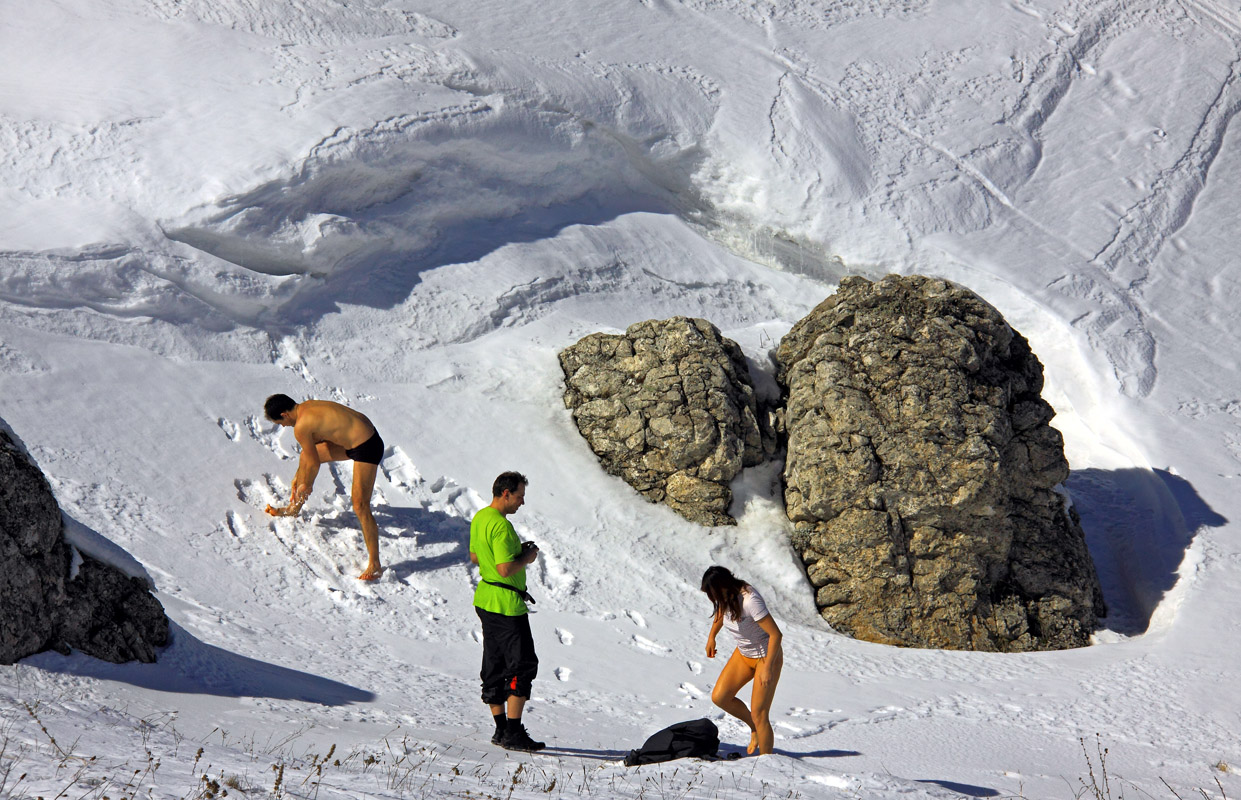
[701,565,748,622]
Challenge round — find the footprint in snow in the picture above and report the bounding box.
[631,635,670,655]
[625,609,647,628]
[225,511,249,538]
[788,706,838,718]
[678,682,704,699]
[774,720,826,739]
[556,628,574,645]
[234,476,283,507]
[246,415,293,458]
[555,667,571,681]
[381,445,423,494]
[218,417,241,442]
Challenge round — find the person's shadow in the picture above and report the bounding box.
[537,745,629,761]
[316,504,470,577]
[778,748,862,758]
[1068,467,1228,635]
[380,505,470,576]
[916,779,1000,797]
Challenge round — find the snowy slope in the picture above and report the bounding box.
[2,1,1240,798]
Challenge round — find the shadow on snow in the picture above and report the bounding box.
[916,778,1000,797]
[163,112,700,332]
[21,620,374,705]
[1069,467,1228,636]
[314,502,470,576]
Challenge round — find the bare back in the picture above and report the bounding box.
[294,400,376,450]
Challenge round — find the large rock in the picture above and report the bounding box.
[1,430,169,664]
[560,317,774,525]
[776,275,1105,651]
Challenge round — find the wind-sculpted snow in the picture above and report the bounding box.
[145,0,459,45]
[166,106,702,318]
[670,0,929,29]
[3,1,1241,798]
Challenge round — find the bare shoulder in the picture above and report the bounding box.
[298,400,353,424]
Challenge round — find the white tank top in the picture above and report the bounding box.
[722,587,771,658]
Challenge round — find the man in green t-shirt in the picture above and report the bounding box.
[469,471,544,751]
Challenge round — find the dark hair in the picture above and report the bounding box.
[701,565,748,622]
[492,471,528,498]
[264,393,297,422]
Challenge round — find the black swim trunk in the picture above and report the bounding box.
[344,430,384,465]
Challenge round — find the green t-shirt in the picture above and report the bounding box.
[469,506,528,616]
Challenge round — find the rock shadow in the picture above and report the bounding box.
[21,621,374,705]
[1067,467,1227,636]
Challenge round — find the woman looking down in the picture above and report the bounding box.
[701,565,784,755]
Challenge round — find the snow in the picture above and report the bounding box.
[2,0,1239,797]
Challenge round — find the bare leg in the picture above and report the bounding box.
[711,650,758,750]
[749,649,784,755]
[352,461,382,580]
[486,697,527,718]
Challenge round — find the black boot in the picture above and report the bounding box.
[500,719,545,752]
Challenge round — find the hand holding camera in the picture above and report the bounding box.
[520,540,539,562]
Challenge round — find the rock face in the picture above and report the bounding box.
[1,430,169,665]
[776,275,1104,651]
[560,317,774,525]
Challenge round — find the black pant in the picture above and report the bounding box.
[476,607,538,704]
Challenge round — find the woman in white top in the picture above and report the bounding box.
[701,565,784,755]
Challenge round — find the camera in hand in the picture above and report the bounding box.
[520,540,539,557]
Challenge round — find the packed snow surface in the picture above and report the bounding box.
[2,0,1240,798]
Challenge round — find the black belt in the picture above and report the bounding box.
[482,579,536,605]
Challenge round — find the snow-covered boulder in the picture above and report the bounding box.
[559,317,775,526]
[776,275,1106,651]
[0,430,169,664]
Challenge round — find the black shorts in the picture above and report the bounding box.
[344,430,384,465]
[476,607,538,704]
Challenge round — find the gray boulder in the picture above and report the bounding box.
[1,430,169,664]
[776,274,1105,651]
[560,317,774,525]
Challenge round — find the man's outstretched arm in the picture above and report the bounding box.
[266,427,322,516]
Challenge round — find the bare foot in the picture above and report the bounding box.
[358,566,385,581]
[265,504,296,517]
[747,730,759,754]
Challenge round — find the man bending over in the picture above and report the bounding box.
[263,393,385,581]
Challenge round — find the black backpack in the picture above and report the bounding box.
[623,718,720,766]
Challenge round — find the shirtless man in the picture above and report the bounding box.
[263,394,385,580]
